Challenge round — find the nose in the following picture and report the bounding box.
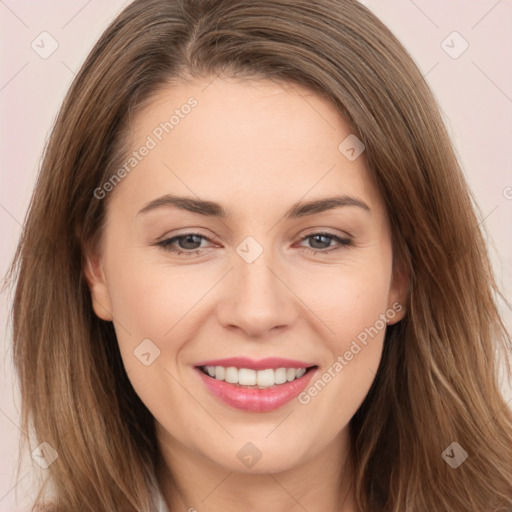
[216,247,298,339]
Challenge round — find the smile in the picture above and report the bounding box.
[194,357,318,412]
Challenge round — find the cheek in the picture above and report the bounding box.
[297,254,393,351]
[105,249,201,334]
[296,276,390,447]
[293,250,392,420]
[103,253,200,427]
[101,249,203,389]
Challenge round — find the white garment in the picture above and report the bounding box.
[155,488,170,512]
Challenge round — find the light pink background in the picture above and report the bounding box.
[1,1,511,509]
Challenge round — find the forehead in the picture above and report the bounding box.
[108,76,385,220]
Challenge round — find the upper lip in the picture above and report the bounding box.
[194,357,316,371]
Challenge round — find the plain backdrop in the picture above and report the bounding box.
[1,1,511,510]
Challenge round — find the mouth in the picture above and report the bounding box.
[194,358,318,412]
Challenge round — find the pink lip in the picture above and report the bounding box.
[196,366,318,412]
[194,357,315,370]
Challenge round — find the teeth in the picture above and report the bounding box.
[225,367,238,384]
[239,368,256,386]
[215,366,225,380]
[202,365,310,388]
[274,368,287,384]
[257,369,274,387]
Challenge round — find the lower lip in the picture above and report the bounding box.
[196,367,317,412]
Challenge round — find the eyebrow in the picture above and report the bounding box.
[137,193,371,218]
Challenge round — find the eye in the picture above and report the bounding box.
[298,232,353,255]
[155,230,353,257]
[155,232,214,256]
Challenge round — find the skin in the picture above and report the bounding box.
[85,76,408,512]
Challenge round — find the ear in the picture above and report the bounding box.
[386,259,409,325]
[83,244,114,322]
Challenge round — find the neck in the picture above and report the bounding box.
[156,426,358,512]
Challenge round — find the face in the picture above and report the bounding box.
[85,76,407,475]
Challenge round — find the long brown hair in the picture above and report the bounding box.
[6,0,512,510]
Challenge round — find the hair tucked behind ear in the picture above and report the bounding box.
[6,0,512,510]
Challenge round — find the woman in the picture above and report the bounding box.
[6,0,512,510]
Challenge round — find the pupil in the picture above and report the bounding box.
[181,235,201,249]
[310,235,329,249]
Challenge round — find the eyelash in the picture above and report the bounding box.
[155,231,353,257]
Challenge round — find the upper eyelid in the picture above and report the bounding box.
[158,230,352,249]
[160,230,350,241]
[161,231,218,245]
[158,225,353,241]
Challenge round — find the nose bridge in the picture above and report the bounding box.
[217,235,296,336]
